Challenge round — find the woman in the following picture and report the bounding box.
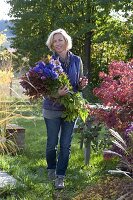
[43,28,88,189]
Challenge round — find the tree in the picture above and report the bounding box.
[7,0,133,97]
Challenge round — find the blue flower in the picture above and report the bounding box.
[43,68,58,79]
[33,62,46,76]
[46,63,54,70]
[33,60,62,80]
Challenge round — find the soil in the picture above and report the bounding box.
[52,176,133,200]
[73,176,133,200]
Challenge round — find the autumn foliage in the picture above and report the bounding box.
[90,59,133,133]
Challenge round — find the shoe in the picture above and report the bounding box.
[55,176,65,189]
[47,169,56,181]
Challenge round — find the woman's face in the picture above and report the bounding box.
[52,33,67,54]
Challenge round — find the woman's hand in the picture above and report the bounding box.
[79,76,88,89]
[58,85,69,96]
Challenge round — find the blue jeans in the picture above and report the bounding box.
[44,117,75,176]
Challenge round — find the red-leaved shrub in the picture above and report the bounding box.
[90,59,133,133]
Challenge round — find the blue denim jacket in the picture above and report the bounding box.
[43,51,81,111]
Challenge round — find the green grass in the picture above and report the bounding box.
[0,113,118,200]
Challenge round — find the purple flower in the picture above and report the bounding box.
[28,58,64,81]
[125,123,133,134]
[33,62,46,76]
[42,68,58,79]
[53,65,63,73]
[51,71,59,79]
[46,63,54,70]
[41,76,46,80]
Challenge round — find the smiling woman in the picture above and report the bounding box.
[0,0,11,20]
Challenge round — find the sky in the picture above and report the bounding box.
[0,0,11,20]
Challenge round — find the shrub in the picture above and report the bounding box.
[90,59,133,134]
[87,59,133,175]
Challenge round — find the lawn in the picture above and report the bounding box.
[0,106,118,200]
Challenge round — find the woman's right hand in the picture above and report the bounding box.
[58,86,69,96]
[79,76,88,89]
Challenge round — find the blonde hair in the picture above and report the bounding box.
[46,28,72,51]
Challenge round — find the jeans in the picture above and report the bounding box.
[44,117,76,176]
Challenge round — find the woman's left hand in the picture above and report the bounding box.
[79,76,88,89]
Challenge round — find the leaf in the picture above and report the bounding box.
[109,129,127,147]
[108,168,132,179]
[103,150,122,157]
[112,140,127,153]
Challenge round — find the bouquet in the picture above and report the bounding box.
[20,55,89,122]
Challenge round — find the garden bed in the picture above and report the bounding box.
[73,176,133,200]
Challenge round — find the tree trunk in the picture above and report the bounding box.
[80,138,84,149]
[84,31,92,81]
[84,141,91,165]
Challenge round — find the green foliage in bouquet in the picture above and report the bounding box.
[60,91,88,122]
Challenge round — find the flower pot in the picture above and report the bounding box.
[6,124,25,149]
